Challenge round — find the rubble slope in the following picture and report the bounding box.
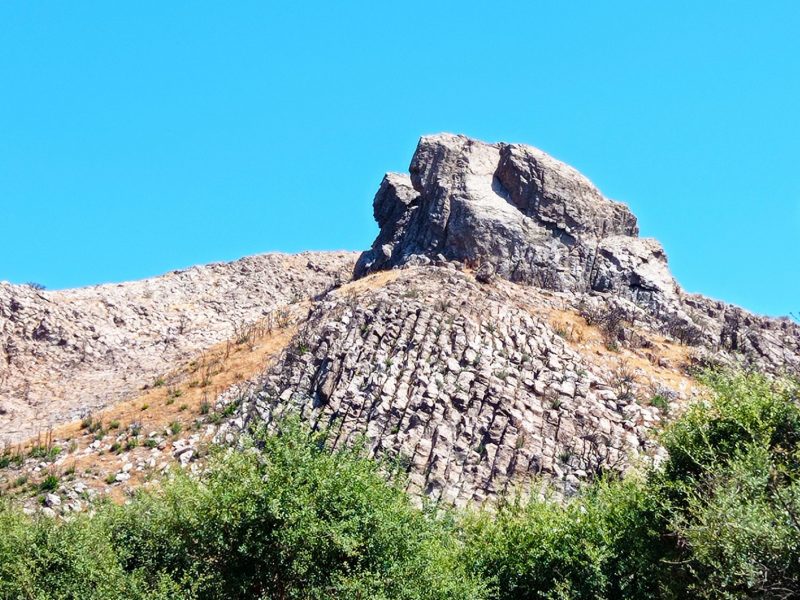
[0,252,355,442]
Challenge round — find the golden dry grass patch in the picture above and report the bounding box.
[541,306,699,399]
[2,306,306,499]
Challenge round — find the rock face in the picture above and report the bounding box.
[0,252,356,442]
[356,133,800,376]
[2,132,799,510]
[355,134,678,310]
[243,270,672,505]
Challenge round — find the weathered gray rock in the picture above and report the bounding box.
[242,269,670,505]
[356,133,800,376]
[356,133,676,309]
[0,251,356,442]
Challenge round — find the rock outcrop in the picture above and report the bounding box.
[356,134,800,376]
[355,134,678,310]
[241,269,675,505]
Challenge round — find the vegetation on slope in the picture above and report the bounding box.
[0,371,798,599]
[465,371,800,599]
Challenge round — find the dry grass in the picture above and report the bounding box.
[335,270,404,296]
[50,317,297,448]
[544,307,698,398]
[2,305,305,500]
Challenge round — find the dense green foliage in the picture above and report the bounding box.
[660,372,800,598]
[0,371,798,599]
[104,425,484,600]
[464,371,800,599]
[462,477,673,598]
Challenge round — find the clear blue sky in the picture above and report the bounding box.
[1,2,798,317]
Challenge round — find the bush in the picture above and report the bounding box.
[649,393,670,413]
[38,475,59,492]
[0,502,183,599]
[462,477,677,599]
[0,372,797,599]
[658,371,800,597]
[104,420,485,599]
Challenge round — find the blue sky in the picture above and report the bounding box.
[1,1,798,317]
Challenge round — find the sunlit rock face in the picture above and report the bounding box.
[355,133,677,311]
[355,133,800,376]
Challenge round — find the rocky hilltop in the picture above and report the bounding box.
[1,134,799,510]
[356,134,800,375]
[238,134,799,502]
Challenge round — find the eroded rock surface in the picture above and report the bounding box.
[355,134,672,304]
[0,252,355,441]
[356,134,800,376]
[242,269,679,505]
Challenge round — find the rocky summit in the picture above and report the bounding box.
[356,134,800,375]
[2,134,799,511]
[356,133,665,303]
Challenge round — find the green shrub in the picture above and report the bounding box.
[0,502,185,599]
[38,475,59,493]
[462,478,675,599]
[104,420,485,599]
[649,393,670,413]
[658,371,800,597]
[220,401,238,417]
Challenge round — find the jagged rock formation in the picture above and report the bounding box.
[241,269,672,504]
[356,134,800,376]
[355,134,676,309]
[0,252,355,442]
[2,132,799,510]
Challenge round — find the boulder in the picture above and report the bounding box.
[355,134,676,310]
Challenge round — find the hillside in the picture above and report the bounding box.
[1,134,798,514]
[0,252,355,442]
